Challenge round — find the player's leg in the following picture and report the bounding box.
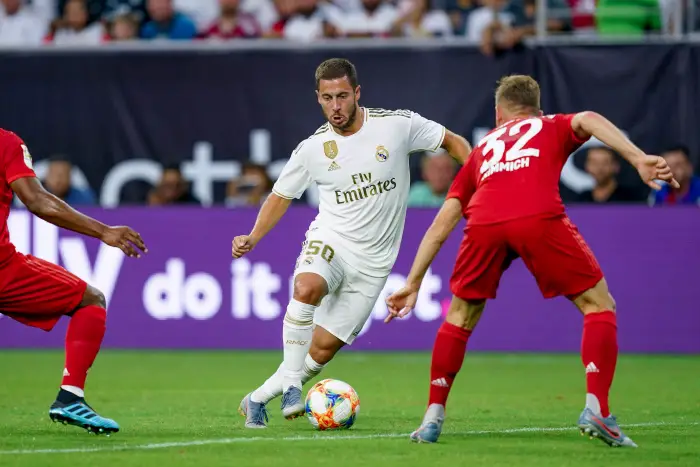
[412,226,511,443]
[571,280,635,447]
[0,254,117,434]
[241,235,345,427]
[298,269,388,397]
[240,273,328,427]
[411,296,486,444]
[49,285,120,434]
[513,216,635,447]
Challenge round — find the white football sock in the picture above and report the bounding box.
[251,363,284,404]
[61,385,84,398]
[301,354,325,385]
[250,355,326,405]
[282,299,315,392]
[585,393,602,416]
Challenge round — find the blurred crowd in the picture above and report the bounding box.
[0,0,691,46]
[41,145,700,209]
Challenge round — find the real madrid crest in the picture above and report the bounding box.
[375,145,389,162]
[323,141,339,160]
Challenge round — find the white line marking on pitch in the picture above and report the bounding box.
[0,421,697,455]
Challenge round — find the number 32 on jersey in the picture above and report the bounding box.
[478,118,543,179]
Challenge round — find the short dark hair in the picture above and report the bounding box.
[315,58,358,90]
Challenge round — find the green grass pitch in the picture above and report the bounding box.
[0,351,698,467]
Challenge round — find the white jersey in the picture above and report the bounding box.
[273,107,446,277]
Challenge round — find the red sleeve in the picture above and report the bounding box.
[2,132,36,185]
[446,158,476,208]
[555,113,589,153]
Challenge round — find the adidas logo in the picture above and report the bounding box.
[431,377,449,387]
[328,161,341,171]
[585,362,599,374]
[63,368,70,377]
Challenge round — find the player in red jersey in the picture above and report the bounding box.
[0,129,147,435]
[385,75,679,448]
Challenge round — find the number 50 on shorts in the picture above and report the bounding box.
[305,240,335,264]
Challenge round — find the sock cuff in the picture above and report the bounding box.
[438,321,472,342]
[584,310,617,328]
[285,299,316,327]
[303,354,324,373]
[73,305,107,324]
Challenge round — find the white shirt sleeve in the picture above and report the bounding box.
[408,112,446,153]
[272,141,313,199]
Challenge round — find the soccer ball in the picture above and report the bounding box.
[305,379,360,430]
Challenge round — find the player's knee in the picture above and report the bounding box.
[293,275,326,306]
[81,285,106,310]
[572,278,608,315]
[574,289,616,315]
[445,297,485,330]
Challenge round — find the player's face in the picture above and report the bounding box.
[585,148,618,184]
[317,77,360,131]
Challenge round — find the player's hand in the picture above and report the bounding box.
[232,235,256,258]
[385,285,419,323]
[636,155,680,190]
[101,226,148,258]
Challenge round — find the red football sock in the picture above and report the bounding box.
[581,311,618,418]
[62,305,107,391]
[428,321,471,407]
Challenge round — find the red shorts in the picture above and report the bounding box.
[0,253,87,331]
[450,215,603,301]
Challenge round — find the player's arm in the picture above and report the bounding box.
[244,193,292,247]
[232,141,312,258]
[570,112,679,189]
[11,177,146,257]
[385,198,462,323]
[440,130,472,165]
[406,198,462,289]
[386,161,474,323]
[232,193,293,258]
[409,112,470,164]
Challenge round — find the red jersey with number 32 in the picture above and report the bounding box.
[447,114,588,226]
[0,129,36,265]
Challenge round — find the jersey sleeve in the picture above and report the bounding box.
[446,157,476,207]
[408,112,446,153]
[1,132,36,185]
[271,140,313,199]
[554,113,590,154]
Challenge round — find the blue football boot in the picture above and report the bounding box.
[410,404,445,443]
[578,407,638,448]
[238,393,269,429]
[281,387,305,420]
[49,396,119,435]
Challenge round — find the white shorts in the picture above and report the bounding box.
[293,229,388,345]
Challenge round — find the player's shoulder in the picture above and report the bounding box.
[366,107,413,120]
[0,128,25,159]
[0,128,24,146]
[292,122,339,162]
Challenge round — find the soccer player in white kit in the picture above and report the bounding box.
[232,58,472,428]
